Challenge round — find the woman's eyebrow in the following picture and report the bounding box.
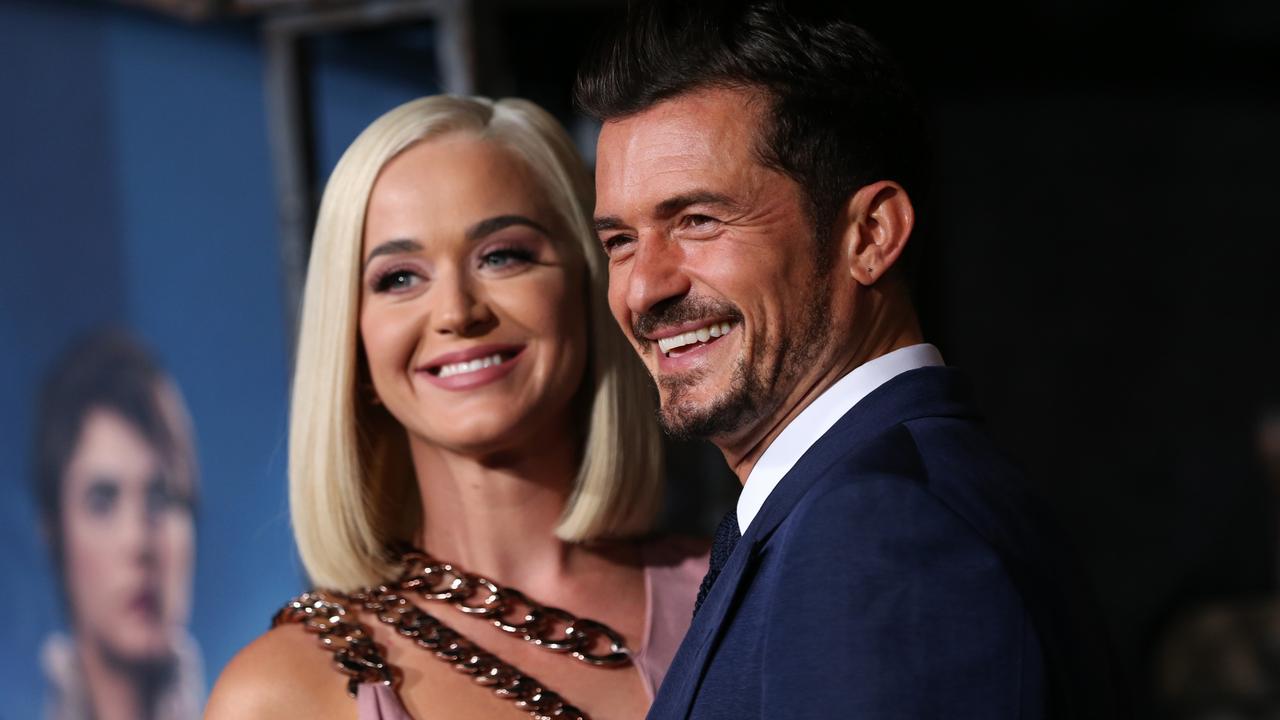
[363,216,547,271]
[465,214,549,241]
[363,238,423,272]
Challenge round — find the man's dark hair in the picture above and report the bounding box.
[575,0,928,254]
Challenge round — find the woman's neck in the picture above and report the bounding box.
[77,635,154,720]
[410,424,585,596]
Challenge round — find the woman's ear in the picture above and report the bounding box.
[836,180,915,286]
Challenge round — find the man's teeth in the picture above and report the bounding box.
[657,322,734,355]
[438,353,505,378]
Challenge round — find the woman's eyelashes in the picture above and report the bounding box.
[85,477,120,516]
[371,266,424,294]
[478,244,537,271]
[367,244,542,293]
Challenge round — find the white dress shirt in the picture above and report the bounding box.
[736,343,945,534]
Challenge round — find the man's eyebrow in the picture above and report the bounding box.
[593,216,627,233]
[465,214,549,242]
[592,192,741,235]
[655,191,740,218]
[363,238,423,271]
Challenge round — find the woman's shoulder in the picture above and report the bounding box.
[641,533,711,575]
[205,609,357,720]
[641,533,710,605]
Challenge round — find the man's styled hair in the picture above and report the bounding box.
[574,0,927,245]
[291,96,664,591]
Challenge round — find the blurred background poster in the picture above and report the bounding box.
[1,1,1278,718]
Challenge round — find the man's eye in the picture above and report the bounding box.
[373,269,422,293]
[685,214,717,228]
[601,235,634,255]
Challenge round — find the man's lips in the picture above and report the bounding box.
[647,319,737,357]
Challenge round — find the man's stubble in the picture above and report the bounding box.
[656,257,834,442]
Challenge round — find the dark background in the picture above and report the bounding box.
[502,5,1280,709]
[2,0,1278,716]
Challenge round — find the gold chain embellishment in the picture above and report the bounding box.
[273,591,395,698]
[394,549,632,667]
[274,546,638,720]
[275,588,589,720]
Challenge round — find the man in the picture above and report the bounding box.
[576,1,1119,718]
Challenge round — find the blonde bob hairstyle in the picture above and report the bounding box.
[289,96,664,591]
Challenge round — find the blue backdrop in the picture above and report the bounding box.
[0,2,438,716]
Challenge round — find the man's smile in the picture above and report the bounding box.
[655,320,737,357]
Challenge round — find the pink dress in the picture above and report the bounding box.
[356,539,709,719]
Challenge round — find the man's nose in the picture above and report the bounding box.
[626,233,691,316]
[431,270,496,337]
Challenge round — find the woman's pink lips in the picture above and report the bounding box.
[127,588,161,619]
[420,343,525,370]
[418,346,525,392]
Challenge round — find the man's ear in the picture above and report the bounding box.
[837,180,915,286]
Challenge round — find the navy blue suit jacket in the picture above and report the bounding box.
[647,367,1118,719]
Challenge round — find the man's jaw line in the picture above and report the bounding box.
[715,317,926,485]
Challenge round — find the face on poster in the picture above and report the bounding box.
[33,332,204,720]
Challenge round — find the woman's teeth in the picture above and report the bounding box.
[437,353,505,378]
[658,321,734,355]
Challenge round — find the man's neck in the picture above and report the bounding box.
[718,304,923,485]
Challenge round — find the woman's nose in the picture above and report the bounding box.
[430,270,496,337]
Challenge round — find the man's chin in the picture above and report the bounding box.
[657,390,764,442]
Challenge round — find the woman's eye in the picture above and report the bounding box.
[85,479,119,517]
[374,269,422,293]
[146,476,179,515]
[480,247,535,270]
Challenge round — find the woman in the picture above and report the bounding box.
[207,96,707,720]
[33,331,204,720]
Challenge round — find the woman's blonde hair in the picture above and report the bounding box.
[289,96,663,591]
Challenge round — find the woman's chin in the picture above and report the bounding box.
[101,628,174,666]
[413,419,531,457]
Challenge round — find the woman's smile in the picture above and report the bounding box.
[418,343,525,391]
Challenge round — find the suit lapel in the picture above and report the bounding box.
[746,366,977,545]
[648,367,978,719]
[648,526,756,718]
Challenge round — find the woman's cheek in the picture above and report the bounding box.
[63,500,113,627]
[361,307,404,387]
[161,510,195,627]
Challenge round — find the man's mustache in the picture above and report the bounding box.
[632,296,743,350]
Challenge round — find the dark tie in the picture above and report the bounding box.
[693,507,742,616]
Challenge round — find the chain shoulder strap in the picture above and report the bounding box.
[396,550,631,666]
[272,590,395,699]
[273,587,589,720]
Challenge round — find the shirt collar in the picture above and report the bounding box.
[736,343,945,534]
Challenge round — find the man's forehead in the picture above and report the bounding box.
[595,87,766,207]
